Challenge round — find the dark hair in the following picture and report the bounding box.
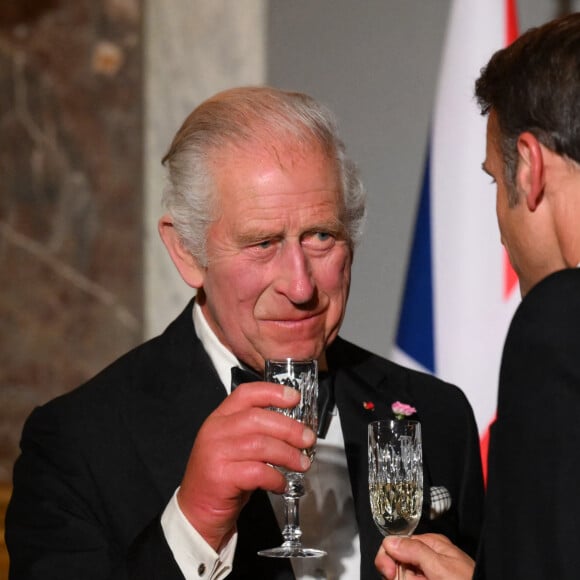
[475,13,580,185]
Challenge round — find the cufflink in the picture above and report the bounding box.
[429,486,452,519]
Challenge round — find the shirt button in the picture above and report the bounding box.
[197,563,206,576]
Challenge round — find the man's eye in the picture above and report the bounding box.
[303,231,336,248]
[257,240,273,249]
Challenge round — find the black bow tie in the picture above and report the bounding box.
[230,366,261,390]
[230,366,334,439]
[316,371,334,439]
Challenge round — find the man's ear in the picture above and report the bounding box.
[516,132,545,211]
[158,214,205,289]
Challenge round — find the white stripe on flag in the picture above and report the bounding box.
[394,0,520,433]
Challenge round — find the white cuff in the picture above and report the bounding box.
[161,488,237,580]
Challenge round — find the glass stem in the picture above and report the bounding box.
[281,472,304,545]
[396,562,407,580]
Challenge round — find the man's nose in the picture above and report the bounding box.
[275,243,316,304]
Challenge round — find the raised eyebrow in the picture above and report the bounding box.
[235,229,280,245]
[236,219,347,244]
[307,217,347,235]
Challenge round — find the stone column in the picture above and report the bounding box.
[143,0,266,338]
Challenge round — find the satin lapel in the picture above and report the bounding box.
[328,338,430,579]
[119,301,228,500]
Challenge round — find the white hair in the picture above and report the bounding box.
[162,86,366,266]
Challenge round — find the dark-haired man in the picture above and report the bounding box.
[377,12,580,579]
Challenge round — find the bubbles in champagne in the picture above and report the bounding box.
[369,481,422,536]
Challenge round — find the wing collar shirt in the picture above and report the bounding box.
[161,301,360,579]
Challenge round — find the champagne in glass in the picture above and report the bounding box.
[368,419,423,579]
[257,358,326,559]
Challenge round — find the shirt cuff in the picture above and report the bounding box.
[161,488,237,580]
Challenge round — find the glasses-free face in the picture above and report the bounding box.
[193,140,352,371]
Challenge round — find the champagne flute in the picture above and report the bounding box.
[257,358,326,558]
[368,419,423,579]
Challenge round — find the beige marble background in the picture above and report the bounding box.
[0,0,265,486]
[0,0,143,483]
[0,3,264,573]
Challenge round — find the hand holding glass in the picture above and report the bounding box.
[257,358,326,559]
[368,419,423,579]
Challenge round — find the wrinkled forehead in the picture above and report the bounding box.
[222,124,332,155]
[209,137,343,225]
[208,132,338,178]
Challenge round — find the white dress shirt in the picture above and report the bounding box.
[161,302,360,579]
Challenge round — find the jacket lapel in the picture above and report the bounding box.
[120,301,228,499]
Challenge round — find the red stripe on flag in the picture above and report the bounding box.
[479,414,496,487]
[503,250,519,299]
[505,0,519,44]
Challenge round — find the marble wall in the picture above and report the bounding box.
[0,0,267,508]
[0,3,265,574]
[0,0,143,483]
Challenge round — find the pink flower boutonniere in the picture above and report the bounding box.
[391,401,417,420]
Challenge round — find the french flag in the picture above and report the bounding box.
[392,0,520,475]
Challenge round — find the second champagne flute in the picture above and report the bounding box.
[257,358,326,559]
[368,419,423,579]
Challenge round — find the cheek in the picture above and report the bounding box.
[214,260,263,302]
[203,263,266,346]
[495,195,509,237]
[495,189,504,221]
[322,254,351,340]
[319,251,352,297]
[204,259,267,316]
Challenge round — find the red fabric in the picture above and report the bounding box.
[479,415,496,487]
[505,0,519,44]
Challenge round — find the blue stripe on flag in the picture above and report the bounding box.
[395,144,435,372]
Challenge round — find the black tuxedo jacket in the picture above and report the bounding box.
[7,300,483,579]
[475,269,580,579]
